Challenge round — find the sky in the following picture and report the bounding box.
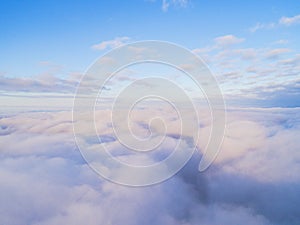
[1,0,300,75]
[0,1,300,225]
[1,0,300,109]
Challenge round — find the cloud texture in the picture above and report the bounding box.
[0,107,299,225]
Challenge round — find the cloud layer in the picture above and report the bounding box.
[0,106,299,225]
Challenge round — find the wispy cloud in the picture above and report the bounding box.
[0,74,77,93]
[250,14,300,32]
[193,35,245,55]
[279,14,300,26]
[192,34,299,106]
[161,0,189,12]
[214,35,245,47]
[91,37,130,51]
[249,22,275,32]
[265,48,291,59]
[272,39,289,45]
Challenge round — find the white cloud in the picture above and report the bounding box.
[0,107,300,224]
[91,37,130,51]
[234,48,257,60]
[265,48,291,59]
[0,74,77,93]
[272,39,289,45]
[279,14,300,26]
[161,0,189,12]
[250,14,300,32]
[192,35,299,103]
[249,22,275,32]
[214,35,245,47]
[162,0,170,11]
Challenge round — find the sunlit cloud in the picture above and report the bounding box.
[0,107,299,224]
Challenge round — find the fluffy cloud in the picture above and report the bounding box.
[0,106,299,224]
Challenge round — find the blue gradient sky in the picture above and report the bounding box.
[0,0,300,107]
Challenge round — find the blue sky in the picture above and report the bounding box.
[0,0,300,107]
